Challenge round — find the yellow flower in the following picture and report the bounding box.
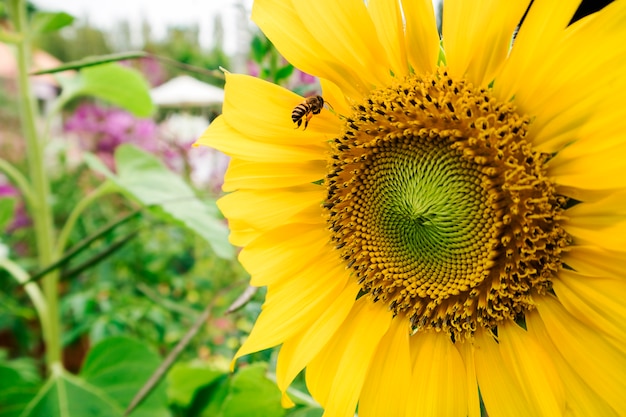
[196,0,626,416]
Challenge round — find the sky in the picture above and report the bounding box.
[31,0,254,53]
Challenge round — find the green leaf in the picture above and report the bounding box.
[0,366,39,417]
[199,375,231,417]
[96,145,234,259]
[19,337,169,417]
[219,363,286,417]
[31,12,74,34]
[250,35,267,64]
[274,64,294,84]
[81,337,169,417]
[56,63,154,117]
[167,362,226,407]
[0,198,16,231]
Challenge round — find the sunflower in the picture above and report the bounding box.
[196,0,626,415]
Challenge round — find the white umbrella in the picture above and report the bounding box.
[150,75,225,107]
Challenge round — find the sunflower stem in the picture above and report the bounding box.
[9,0,61,372]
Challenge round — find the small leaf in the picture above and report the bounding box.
[167,362,226,407]
[56,63,154,117]
[274,64,294,84]
[31,12,74,34]
[109,145,234,259]
[250,35,267,64]
[220,363,286,417]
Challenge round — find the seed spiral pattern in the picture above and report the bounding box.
[324,70,570,339]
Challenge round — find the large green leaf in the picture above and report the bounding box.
[56,63,154,117]
[0,366,39,417]
[218,363,286,417]
[18,337,169,417]
[85,145,234,259]
[167,362,225,407]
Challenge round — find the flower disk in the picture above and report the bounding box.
[325,71,570,339]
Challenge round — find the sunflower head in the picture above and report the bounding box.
[324,69,570,339]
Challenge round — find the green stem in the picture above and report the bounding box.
[9,0,61,371]
[55,181,116,257]
[0,158,36,209]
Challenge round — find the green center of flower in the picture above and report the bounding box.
[324,70,569,339]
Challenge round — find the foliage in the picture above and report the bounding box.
[0,2,324,417]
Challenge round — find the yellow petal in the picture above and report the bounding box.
[549,142,626,191]
[400,0,439,74]
[494,0,581,102]
[456,342,481,417]
[527,311,622,417]
[232,256,349,362]
[359,317,411,417]
[443,0,529,87]
[196,117,324,163]
[563,245,626,280]
[320,78,352,117]
[564,221,626,252]
[407,331,468,417]
[221,73,340,144]
[367,0,409,77]
[474,329,537,417]
[564,191,626,228]
[251,0,366,99]
[498,321,565,416]
[536,295,626,415]
[223,159,326,192]
[306,298,392,416]
[276,281,360,396]
[553,269,626,346]
[563,192,626,251]
[238,223,332,287]
[556,185,616,206]
[217,185,324,232]
[224,218,261,247]
[292,0,392,92]
[510,1,626,153]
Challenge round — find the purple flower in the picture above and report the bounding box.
[64,103,159,168]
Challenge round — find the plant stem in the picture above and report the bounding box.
[10,0,61,371]
[0,258,50,347]
[0,158,36,208]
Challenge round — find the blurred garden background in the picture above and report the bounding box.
[0,0,326,415]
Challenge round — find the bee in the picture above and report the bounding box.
[292,95,330,130]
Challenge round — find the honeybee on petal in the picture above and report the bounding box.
[292,95,331,130]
